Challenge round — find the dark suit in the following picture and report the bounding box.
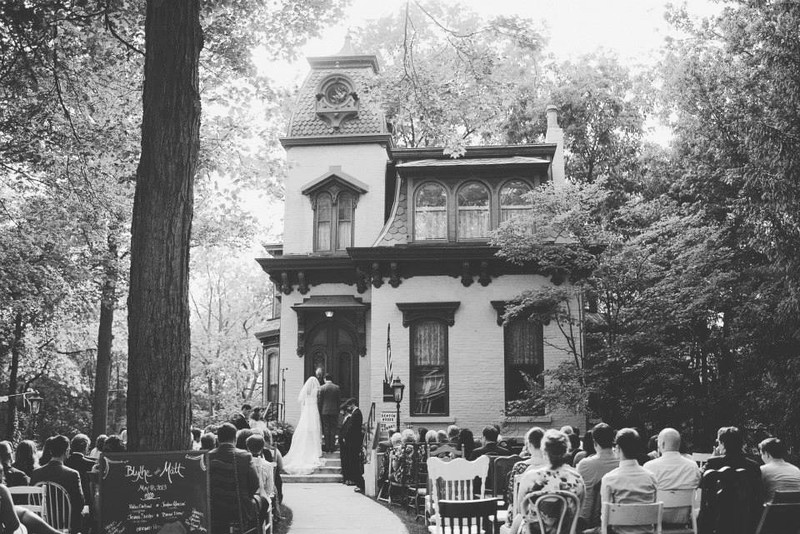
[340,407,364,490]
[30,459,84,534]
[318,380,341,452]
[65,452,95,512]
[469,441,511,461]
[209,443,263,534]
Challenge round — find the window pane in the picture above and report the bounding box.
[500,180,531,223]
[316,194,332,251]
[267,352,279,403]
[504,320,543,408]
[415,183,447,240]
[458,183,489,239]
[337,193,353,249]
[411,320,448,415]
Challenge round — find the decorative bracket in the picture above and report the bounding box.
[397,302,460,327]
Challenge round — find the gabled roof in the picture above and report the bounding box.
[301,166,369,196]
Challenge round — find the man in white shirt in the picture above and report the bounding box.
[601,428,657,534]
[759,437,800,502]
[644,428,701,525]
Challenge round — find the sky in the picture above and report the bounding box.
[259,0,723,87]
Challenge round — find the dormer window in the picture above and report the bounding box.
[414,183,447,240]
[500,180,532,222]
[302,167,368,253]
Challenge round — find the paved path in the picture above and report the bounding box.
[283,483,409,534]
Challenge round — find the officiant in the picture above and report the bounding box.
[339,398,364,493]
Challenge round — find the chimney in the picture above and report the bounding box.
[545,105,565,185]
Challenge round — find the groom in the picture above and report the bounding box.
[318,373,341,453]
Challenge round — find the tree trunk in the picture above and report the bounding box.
[127,0,202,452]
[5,313,24,439]
[92,238,117,439]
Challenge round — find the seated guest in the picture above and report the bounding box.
[577,423,619,532]
[191,428,202,450]
[447,425,461,446]
[12,440,37,477]
[573,431,595,465]
[469,425,511,460]
[30,434,84,534]
[88,435,106,459]
[0,441,29,487]
[103,435,126,453]
[436,430,448,443]
[506,427,546,511]
[508,429,585,534]
[400,428,417,445]
[566,432,582,466]
[236,428,255,450]
[65,433,96,510]
[706,426,763,502]
[759,437,800,502]
[425,430,439,447]
[209,423,266,534]
[600,428,657,534]
[200,432,217,451]
[262,431,284,520]
[246,434,276,500]
[646,434,660,461]
[0,482,61,534]
[458,428,476,459]
[644,428,700,526]
[416,427,429,443]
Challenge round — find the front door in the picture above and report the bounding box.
[305,320,359,401]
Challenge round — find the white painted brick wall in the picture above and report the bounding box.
[282,144,389,254]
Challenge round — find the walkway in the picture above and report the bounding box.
[283,483,409,534]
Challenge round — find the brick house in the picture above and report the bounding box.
[256,44,585,440]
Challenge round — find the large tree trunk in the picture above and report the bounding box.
[127,0,202,452]
[92,238,117,439]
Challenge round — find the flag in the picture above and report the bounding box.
[385,323,393,384]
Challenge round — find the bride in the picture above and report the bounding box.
[282,375,325,475]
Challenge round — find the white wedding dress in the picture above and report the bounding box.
[282,376,325,475]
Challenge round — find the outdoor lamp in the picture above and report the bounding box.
[324,310,334,318]
[391,377,405,432]
[26,391,43,415]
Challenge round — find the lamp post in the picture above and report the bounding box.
[390,377,405,433]
[0,390,43,439]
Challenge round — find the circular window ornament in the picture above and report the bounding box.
[325,81,351,105]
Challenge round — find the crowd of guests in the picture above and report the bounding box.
[380,422,800,534]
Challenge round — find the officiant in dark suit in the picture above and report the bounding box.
[340,398,364,492]
[318,374,341,453]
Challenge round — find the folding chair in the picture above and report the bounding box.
[427,456,491,528]
[601,501,663,534]
[519,490,580,534]
[658,488,698,534]
[7,485,45,516]
[36,481,72,533]
[432,497,501,534]
[755,491,800,534]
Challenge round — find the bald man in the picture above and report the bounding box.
[644,428,700,525]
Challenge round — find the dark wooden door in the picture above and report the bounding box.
[305,321,358,401]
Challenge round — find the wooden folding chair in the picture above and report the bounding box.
[658,489,698,534]
[8,485,45,516]
[755,491,800,534]
[432,498,501,534]
[601,501,663,534]
[427,456,490,528]
[519,490,580,534]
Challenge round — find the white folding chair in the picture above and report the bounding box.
[35,481,72,533]
[7,485,45,516]
[601,501,663,534]
[658,489,698,534]
[691,453,712,469]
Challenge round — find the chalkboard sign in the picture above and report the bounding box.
[98,450,210,534]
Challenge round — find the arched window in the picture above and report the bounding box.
[500,180,531,223]
[415,183,447,240]
[457,182,489,240]
[266,350,280,404]
[314,193,332,251]
[336,193,354,250]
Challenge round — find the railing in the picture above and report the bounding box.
[363,402,377,458]
[264,401,285,423]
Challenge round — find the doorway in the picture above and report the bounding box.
[304,320,359,401]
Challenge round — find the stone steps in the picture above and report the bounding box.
[282,451,343,484]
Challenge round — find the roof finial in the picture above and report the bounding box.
[337,32,355,56]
